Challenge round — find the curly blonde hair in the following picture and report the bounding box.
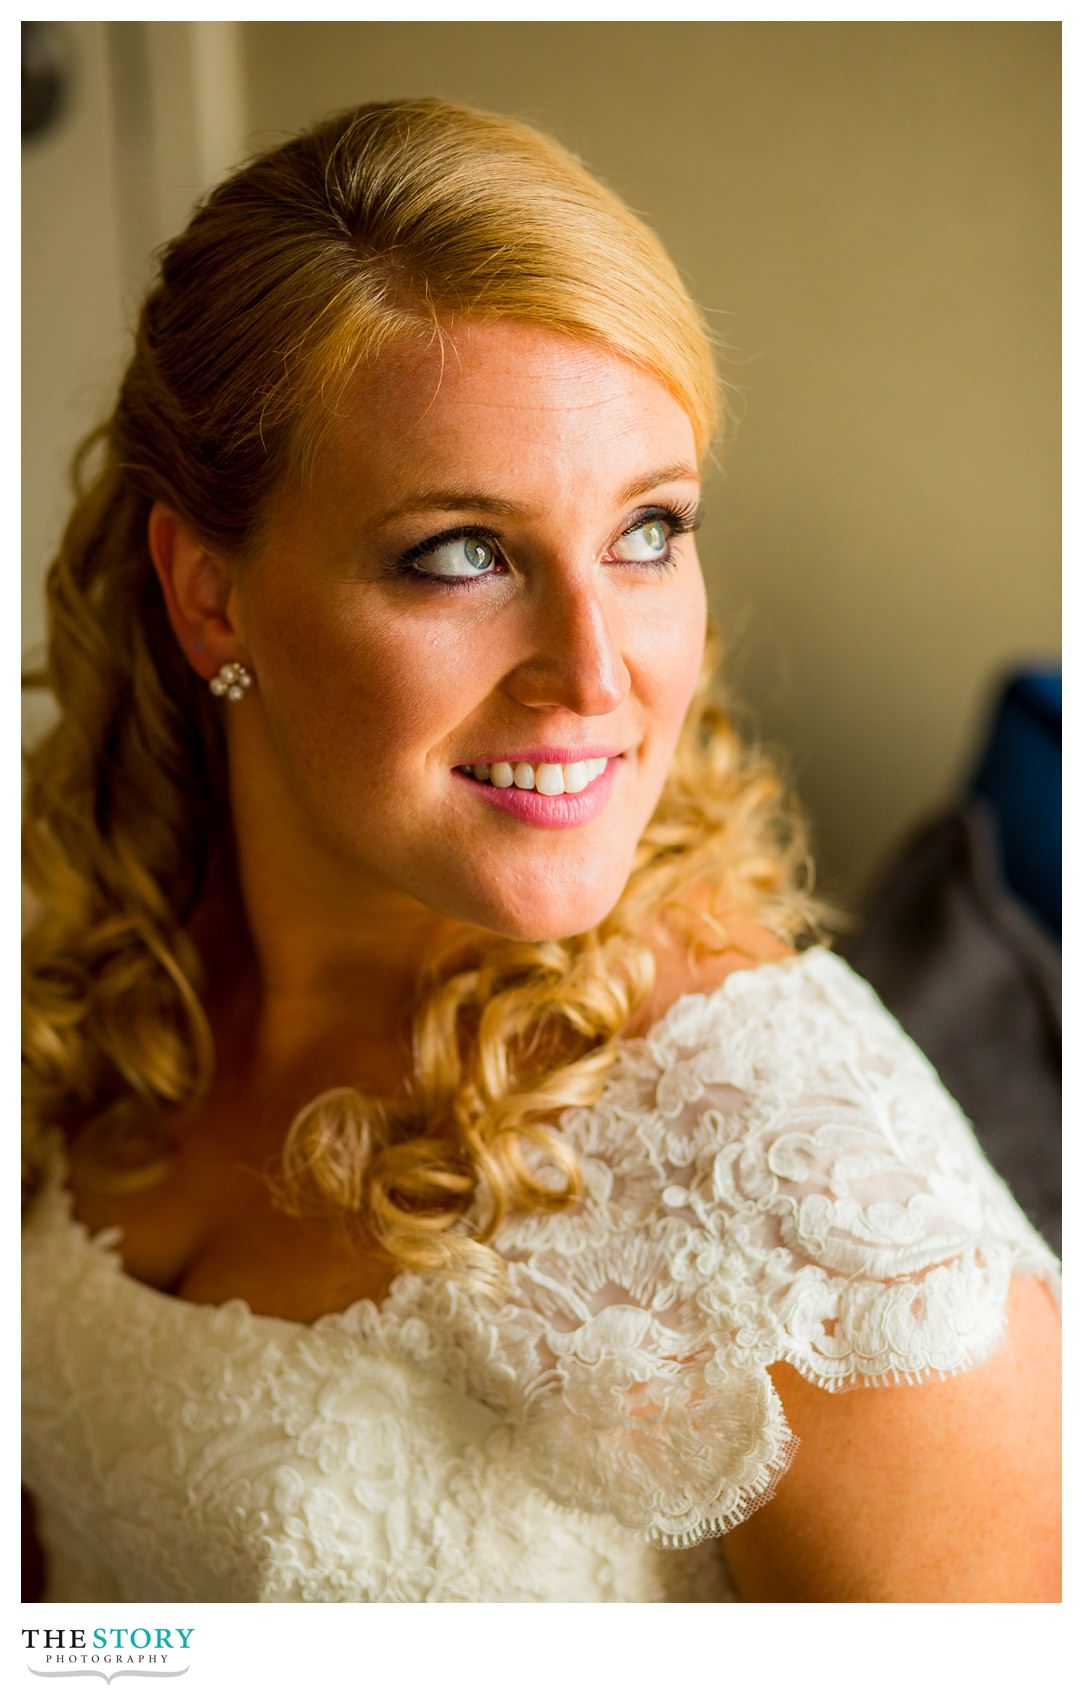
[23,98,823,1288]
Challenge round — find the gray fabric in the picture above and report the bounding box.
[842,800,1061,1253]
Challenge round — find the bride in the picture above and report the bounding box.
[22,96,1060,1603]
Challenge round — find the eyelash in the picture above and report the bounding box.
[385,500,703,593]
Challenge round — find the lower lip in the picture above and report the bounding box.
[451,758,622,828]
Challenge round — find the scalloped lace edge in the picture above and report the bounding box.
[643,1254,1060,1551]
[646,1430,801,1549]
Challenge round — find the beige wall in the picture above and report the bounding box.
[23,21,1059,911]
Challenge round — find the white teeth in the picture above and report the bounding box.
[463,756,611,790]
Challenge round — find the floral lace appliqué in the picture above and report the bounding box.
[23,950,1059,1600]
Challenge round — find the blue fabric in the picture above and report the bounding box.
[967,668,1061,939]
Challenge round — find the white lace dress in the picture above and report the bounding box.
[22,949,1059,1603]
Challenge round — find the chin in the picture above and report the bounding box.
[453,861,632,944]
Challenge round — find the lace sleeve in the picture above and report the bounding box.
[499,951,1060,1550]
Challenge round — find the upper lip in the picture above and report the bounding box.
[457,746,626,766]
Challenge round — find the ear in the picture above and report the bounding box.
[147,502,245,683]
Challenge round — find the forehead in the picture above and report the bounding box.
[304,319,698,509]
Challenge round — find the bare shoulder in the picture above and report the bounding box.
[721,1275,1061,1601]
[630,899,796,1036]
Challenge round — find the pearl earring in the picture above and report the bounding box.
[209,662,253,702]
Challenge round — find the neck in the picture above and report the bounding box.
[189,839,468,1103]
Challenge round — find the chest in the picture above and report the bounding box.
[66,1100,399,1323]
[23,1207,737,1603]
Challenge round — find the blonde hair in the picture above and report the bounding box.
[23,98,822,1287]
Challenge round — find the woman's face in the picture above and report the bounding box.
[228,318,708,942]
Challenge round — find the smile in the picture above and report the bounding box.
[451,754,622,828]
[456,757,610,794]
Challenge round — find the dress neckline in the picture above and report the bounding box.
[33,948,827,1336]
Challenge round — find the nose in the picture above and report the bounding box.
[503,572,631,717]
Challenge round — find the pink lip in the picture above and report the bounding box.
[458,745,626,766]
[451,755,621,828]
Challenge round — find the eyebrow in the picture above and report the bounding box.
[370,462,700,530]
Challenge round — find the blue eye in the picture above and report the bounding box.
[393,529,501,585]
[609,518,671,563]
[413,535,497,579]
[387,500,701,592]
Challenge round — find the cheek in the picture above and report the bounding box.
[638,573,708,732]
[250,589,494,774]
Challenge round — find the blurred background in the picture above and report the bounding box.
[22,18,1060,914]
